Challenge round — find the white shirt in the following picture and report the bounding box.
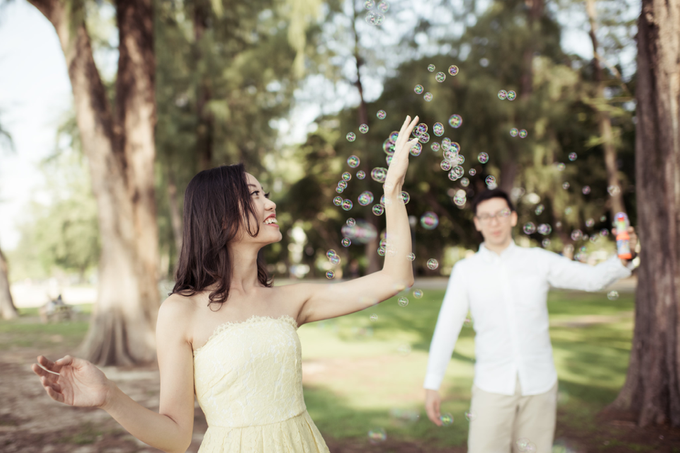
[424,241,632,396]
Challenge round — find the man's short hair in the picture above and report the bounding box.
[471,188,515,215]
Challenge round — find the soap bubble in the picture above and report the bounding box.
[600,228,609,236]
[607,290,619,300]
[582,185,591,195]
[542,238,551,247]
[326,271,334,279]
[423,92,433,102]
[519,129,528,138]
[341,237,351,247]
[460,177,470,187]
[398,297,409,307]
[507,90,517,100]
[372,204,385,216]
[427,64,436,72]
[346,132,356,142]
[346,218,356,226]
[510,128,519,137]
[441,160,453,171]
[557,162,566,171]
[420,212,439,230]
[586,218,595,227]
[359,124,369,134]
[535,204,545,215]
[465,411,476,422]
[478,152,489,163]
[440,413,454,426]
[435,72,446,82]
[347,155,360,168]
[485,175,497,188]
[414,84,424,94]
[448,65,459,76]
[498,90,508,100]
[449,114,463,128]
[371,167,388,183]
[358,191,375,206]
[365,12,384,25]
[368,427,386,444]
[433,122,445,136]
[415,123,428,135]
[562,182,570,190]
[516,438,530,450]
[338,181,348,190]
[342,172,351,181]
[407,253,416,261]
[431,142,441,152]
[357,170,366,179]
[377,110,387,119]
[401,191,410,204]
[448,166,464,181]
[427,259,439,270]
[410,142,422,156]
[413,289,423,298]
[538,224,552,235]
[417,132,431,144]
[607,185,620,196]
[469,168,477,176]
[568,152,578,161]
[342,199,353,211]
[370,313,378,322]
[377,247,386,256]
[365,0,374,8]
[453,191,466,206]
[523,222,536,234]
[333,196,342,206]
[571,229,583,241]
[377,1,389,12]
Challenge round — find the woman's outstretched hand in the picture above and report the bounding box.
[384,115,420,190]
[32,355,112,408]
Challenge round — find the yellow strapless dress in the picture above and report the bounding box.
[192,315,329,452]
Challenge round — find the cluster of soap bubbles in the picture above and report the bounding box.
[509,128,528,138]
[497,89,517,101]
[364,0,388,25]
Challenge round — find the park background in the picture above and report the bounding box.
[0,0,678,452]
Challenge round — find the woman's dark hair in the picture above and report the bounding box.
[470,188,515,215]
[171,163,272,309]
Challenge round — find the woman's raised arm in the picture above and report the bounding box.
[294,115,420,325]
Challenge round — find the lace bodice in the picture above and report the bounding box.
[192,315,307,429]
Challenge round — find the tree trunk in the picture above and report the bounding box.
[167,166,183,256]
[606,0,680,426]
[194,0,214,172]
[28,0,160,366]
[585,0,626,218]
[0,247,19,320]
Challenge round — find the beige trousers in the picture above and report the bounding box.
[467,377,558,453]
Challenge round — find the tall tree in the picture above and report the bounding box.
[0,114,18,320]
[585,0,626,218]
[27,0,160,365]
[607,0,680,426]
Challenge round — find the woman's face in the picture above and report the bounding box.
[238,173,282,245]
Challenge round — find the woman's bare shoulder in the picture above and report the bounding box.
[158,293,199,337]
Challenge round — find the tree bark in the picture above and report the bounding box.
[0,247,19,320]
[28,0,160,366]
[585,0,626,218]
[607,0,680,427]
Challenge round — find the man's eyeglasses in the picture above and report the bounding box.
[476,208,512,224]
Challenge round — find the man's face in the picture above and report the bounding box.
[473,197,518,247]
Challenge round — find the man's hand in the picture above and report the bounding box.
[425,389,443,426]
[612,226,638,266]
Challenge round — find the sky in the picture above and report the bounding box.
[0,0,636,251]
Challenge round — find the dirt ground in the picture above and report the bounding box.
[3,338,680,453]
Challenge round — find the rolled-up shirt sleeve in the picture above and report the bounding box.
[423,261,470,390]
[543,250,632,292]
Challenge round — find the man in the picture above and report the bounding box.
[423,189,637,453]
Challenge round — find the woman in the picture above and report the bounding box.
[31,115,420,453]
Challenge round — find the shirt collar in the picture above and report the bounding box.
[478,240,517,263]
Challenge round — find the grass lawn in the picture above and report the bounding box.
[297,288,636,449]
[3,291,652,451]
